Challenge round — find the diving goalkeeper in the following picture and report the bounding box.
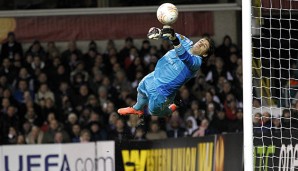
[118,27,215,117]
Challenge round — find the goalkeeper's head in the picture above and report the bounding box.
[192,37,215,58]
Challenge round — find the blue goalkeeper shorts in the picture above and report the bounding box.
[133,72,175,116]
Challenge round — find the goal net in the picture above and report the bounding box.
[251,0,298,170]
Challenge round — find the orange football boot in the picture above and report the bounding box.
[117,107,144,117]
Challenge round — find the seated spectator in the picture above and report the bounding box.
[146,121,167,140]
[134,127,146,141]
[13,80,34,104]
[24,107,42,127]
[54,131,65,144]
[262,112,272,133]
[108,118,131,141]
[127,115,141,136]
[17,134,26,144]
[80,129,91,143]
[70,124,81,143]
[192,118,212,137]
[42,119,69,144]
[272,117,281,133]
[184,116,199,137]
[25,41,46,60]
[281,109,291,130]
[65,113,78,134]
[209,110,229,134]
[61,41,82,65]
[4,126,18,144]
[0,58,17,84]
[215,35,235,60]
[70,62,89,88]
[72,84,89,112]
[253,112,262,133]
[26,126,43,144]
[35,83,55,105]
[108,112,118,131]
[46,41,60,59]
[167,115,185,138]
[229,108,243,132]
[1,106,20,138]
[205,57,233,86]
[224,93,238,121]
[30,56,47,76]
[89,121,107,141]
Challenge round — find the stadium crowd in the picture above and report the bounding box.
[0,32,243,144]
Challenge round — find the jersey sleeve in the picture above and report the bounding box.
[175,33,193,51]
[174,44,202,71]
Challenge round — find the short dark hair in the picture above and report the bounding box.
[204,36,215,58]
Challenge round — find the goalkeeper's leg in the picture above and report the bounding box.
[118,82,147,116]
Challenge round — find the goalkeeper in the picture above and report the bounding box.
[118,27,215,117]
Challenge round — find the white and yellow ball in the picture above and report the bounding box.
[156,3,178,25]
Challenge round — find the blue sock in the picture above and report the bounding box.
[133,92,148,111]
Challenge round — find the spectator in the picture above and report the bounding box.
[70,124,81,143]
[229,108,243,132]
[209,110,229,133]
[46,41,60,59]
[79,129,91,143]
[167,115,185,138]
[25,41,46,59]
[4,126,18,144]
[65,112,78,134]
[139,40,151,58]
[127,115,141,136]
[72,84,89,112]
[262,112,272,133]
[89,121,107,141]
[17,134,26,144]
[205,57,233,86]
[24,107,42,126]
[54,131,65,143]
[1,106,20,138]
[70,62,89,88]
[146,121,167,140]
[108,112,118,131]
[134,127,146,140]
[42,119,69,144]
[272,117,281,133]
[184,116,199,137]
[192,118,211,137]
[35,83,55,105]
[118,37,135,66]
[26,126,43,144]
[61,41,82,65]
[108,118,131,141]
[215,35,234,60]
[224,93,238,121]
[281,109,291,130]
[1,32,23,60]
[0,58,17,84]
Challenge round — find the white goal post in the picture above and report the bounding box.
[242,0,254,171]
[244,0,298,171]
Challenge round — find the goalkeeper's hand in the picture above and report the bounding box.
[161,26,180,46]
[147,27,162,40]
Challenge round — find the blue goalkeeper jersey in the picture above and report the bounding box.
[153,34,203,97]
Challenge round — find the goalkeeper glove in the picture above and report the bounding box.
[161,26,180,46]
[147,27,162,40]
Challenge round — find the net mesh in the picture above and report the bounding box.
[251,0,298,170]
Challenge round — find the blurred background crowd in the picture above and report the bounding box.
[0,31,244,145]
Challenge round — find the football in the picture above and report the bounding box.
[156,3,178,25]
